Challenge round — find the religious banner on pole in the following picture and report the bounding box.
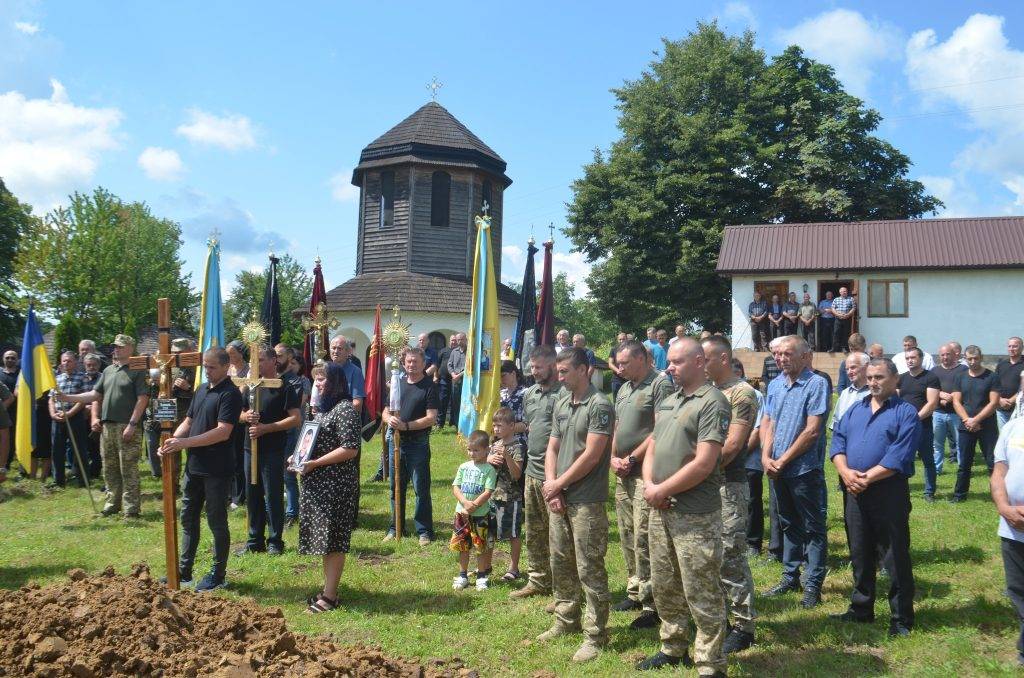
[361,304,385,442]
[535,237,556,346]
[301,256,329,377]
[196,234,225,388]
[511,236,538,367]
[260,252,282,348]
[458,205,502,439]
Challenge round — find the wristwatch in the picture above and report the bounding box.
[627,455,637,466]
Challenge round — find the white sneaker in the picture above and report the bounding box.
[475,576,489,591]
[452,575,470,590]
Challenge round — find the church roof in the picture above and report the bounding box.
[352,102,511,186]
[324,271,521,317]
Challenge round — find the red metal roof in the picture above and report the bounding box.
[716,216,1024,273]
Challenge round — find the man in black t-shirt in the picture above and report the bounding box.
[996,337,1024,428]
[1,350,19,470]
[160,347,243,590]
[932,344,967,472]
[238,347,301,556]
[897,348,940,501]
[382,347,439,545]
[950,345,1001,502]
[436,335,456,429]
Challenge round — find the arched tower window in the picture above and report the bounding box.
[379,170,394,228]
[431,171,451,227]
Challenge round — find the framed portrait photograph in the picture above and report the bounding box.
[289,421,321,472]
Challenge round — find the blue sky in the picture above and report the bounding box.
[3,1,1024,297]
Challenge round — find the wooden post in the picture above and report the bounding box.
[393,427,402,541]
[231,328,281,484]
[128,298,201,590]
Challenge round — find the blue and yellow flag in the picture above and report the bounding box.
[196,236,225,387]
[15,305,56,470]
[458,212,502,439]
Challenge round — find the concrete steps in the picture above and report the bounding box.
[733,349,845,388]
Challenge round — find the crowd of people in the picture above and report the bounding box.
[3,319,1024,674]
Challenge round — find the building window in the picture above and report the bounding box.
[427,331,447,352]
[867,279,908,317]
[431,171,451,227]
[378,170,394,228]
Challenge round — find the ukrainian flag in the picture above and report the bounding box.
[196,236,225,387]
[458,212,502,439]
[15,305,56,470]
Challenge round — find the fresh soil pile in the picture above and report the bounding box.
[0,564,472,677]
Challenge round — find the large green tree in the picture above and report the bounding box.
[15,187,196,340]
[566,23,941,332]
[0,179,33,343]
[223,254,312,348]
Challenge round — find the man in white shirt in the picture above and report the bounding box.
[990,415,1024,666]
[831,353,869,431]
[891,336,934,374]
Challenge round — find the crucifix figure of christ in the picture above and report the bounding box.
[231,317,282,486]
[301,301,339,361]
[127,298,201,590]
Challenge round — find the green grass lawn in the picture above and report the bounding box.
[0,428,1021,676]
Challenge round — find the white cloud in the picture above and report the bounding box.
[777,9,901,98]
[719,2,756,32]
[0,78,121,209]
[14,21,39,35]
[918,175,978,217]
[175,108,256,150]
[906,14,1024,205]
[137,146,184,181]
[500,243,592,297]
[328,171,359,202]
[162,187,290,253]
[552,250,593,297]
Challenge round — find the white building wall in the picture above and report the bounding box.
[326,310,517,362]
[729,269,1022,355]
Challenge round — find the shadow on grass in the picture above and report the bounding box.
[911,545,986,566]
[916,595,1017,634]
[231,579,482,616]
[739,646,888,677]
[0,563,76,589]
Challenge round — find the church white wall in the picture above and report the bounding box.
[729,270,1022,355]
[327,310,517,361]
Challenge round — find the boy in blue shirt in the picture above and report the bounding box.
[450,430,498,590]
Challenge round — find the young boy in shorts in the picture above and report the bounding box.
[489,407,525,582]
[450,430,498,590]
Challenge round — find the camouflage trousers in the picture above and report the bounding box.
[549,502,610,643]
[615,474,654,610]
[650,508,727,676]
[101,423,142,516]
[524,476,552,591]
[721,481,756,633]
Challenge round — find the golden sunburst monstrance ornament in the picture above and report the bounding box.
[381,305,411,359]
[240,315,269,347]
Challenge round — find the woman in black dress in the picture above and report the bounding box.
[300,361,361,612]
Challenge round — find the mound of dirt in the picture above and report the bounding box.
[0,564,470,677]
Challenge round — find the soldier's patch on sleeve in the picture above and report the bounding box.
[719,411,731,437]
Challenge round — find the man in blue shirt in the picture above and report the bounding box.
[817,292,834,352]
[760,336,829,607]
[329,335,365,413]
[830,357,920,637]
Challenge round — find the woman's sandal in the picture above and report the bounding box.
[307,593,339,613]
[500,570,522,582]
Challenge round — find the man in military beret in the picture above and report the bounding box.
[638,338,730,677]
[535,347,615,663]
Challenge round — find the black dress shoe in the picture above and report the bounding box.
[613,598,643,612]
[233,545,266,557]
[830,609,874,624]
[764,578,801,597]
[722,626,755,654]
[888,622,911,637]
[267,543,283,556]
[800,587,822,608]
[629,610,660,629]
[636,651,693,671]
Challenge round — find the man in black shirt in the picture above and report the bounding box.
[160,347,243,590]
[382,347,439,545]
[897,347,940,501]
[436,334,456,429]
[1,350,18,470]
[238,347,300,556]
[996,337,1024,428]
[950,345,1001,503]
[932,344,967,472]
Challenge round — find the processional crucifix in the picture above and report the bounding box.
[301,300,339,361]
[127,298,201,590]
[232,316,282,485]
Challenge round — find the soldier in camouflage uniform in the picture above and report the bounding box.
[702,335,759,654]
[535,347,615,663]
[511,345,564,601]
[611,339,675,629]
[638,338,730,677]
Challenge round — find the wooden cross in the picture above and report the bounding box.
[231,323,282,485]
[127,298,201,590]
[301,301,339,360]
